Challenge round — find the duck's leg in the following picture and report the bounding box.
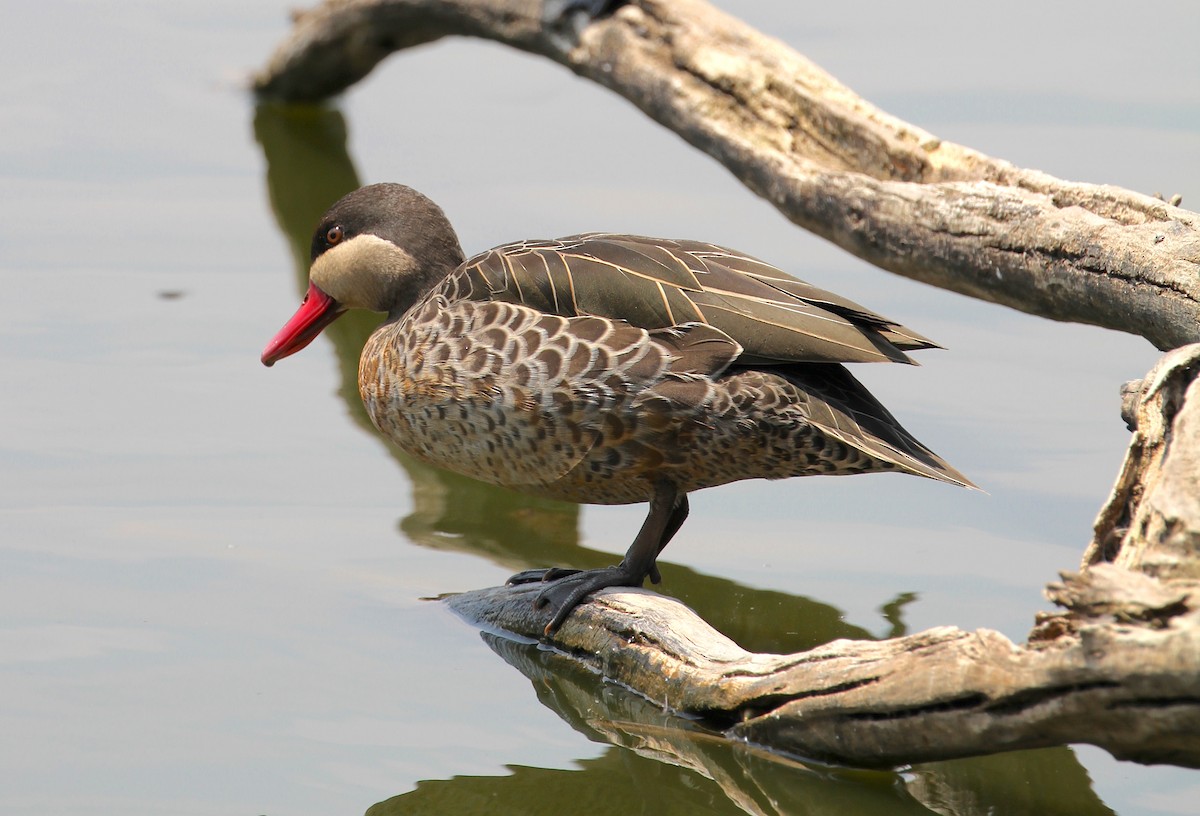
[507,481,687,634]
[647,493,688,585]
[507,491,689,587]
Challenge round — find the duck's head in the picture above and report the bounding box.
[261,183,465,366]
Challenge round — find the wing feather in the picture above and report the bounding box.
[443,234,937,366]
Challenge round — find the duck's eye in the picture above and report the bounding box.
[325,225,344,245]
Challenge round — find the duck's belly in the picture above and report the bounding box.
[357,298,897,506]
[362,375,668,504]
[361,366,887,506]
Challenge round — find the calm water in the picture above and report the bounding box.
[3,1,1199,814]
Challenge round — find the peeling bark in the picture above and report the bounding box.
[1086,345,1200,578]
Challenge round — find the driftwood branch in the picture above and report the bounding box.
[254,0,1200,350]
[445,345,1200,770]
[255,0,1200,770]
[448,564,1200,768]
[449,568,1200,768]
[1086,344,1200,577]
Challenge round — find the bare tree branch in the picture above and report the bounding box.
[254,0,1200,350]
[255,0,1200,769]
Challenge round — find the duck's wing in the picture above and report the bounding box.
[773,363,976,488]
[438,233,938,366]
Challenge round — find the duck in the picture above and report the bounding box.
[262,183,973,633]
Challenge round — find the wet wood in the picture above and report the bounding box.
[253,0,1200,351]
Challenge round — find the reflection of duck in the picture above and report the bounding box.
[252,104,585,568]
[262,183,972,632]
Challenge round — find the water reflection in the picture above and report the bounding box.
[367,633,1114,816]
[254,101,586,586]
[253,102,1115,816]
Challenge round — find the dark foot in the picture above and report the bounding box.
[530,563,649,634]
[516,482,683,635]
[506,566,581,586]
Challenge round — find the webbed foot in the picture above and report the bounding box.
[505,566,581,586]
[511,482,686,635]
[529,563,650,634]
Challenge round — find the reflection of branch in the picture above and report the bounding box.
[254,0,1200,349]
[878,591,916,639]
[369,632,1115,816]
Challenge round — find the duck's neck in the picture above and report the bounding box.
[385,256,461,322]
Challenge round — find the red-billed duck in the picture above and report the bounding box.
[262,183,972,633]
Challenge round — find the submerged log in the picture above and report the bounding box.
[254,0,1200,351]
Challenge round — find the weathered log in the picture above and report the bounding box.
[253,0,1200,350]
[447,347,1200,768]
[447,565,1200,769]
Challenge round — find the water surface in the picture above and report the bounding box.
[2,1,1198,814]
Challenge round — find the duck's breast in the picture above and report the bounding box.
[358,296,700,502]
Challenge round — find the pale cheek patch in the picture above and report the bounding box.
[310,235,417,312]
